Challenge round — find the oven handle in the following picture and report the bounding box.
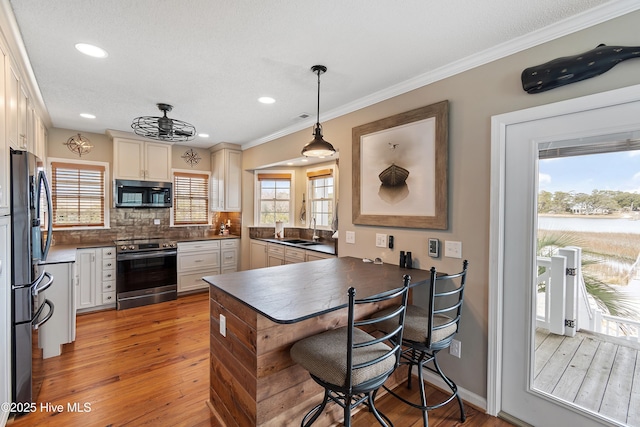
[117,249,177,261]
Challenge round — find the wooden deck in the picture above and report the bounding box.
[535,328,640,426]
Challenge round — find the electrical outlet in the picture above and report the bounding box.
[154,218,161,225]
[375,233,387,248]
[450,339,461,358]
[220,314,226,337]
[346,231,356,244]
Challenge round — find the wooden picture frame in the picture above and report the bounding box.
[352,100,448,229]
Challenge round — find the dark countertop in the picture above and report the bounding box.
[203,256,430,324]
[255,237,336,256]
[44,235,240,264]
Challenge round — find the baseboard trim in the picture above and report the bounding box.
[418,367,488,412]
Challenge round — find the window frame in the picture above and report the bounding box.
[47,157,110,230]
[171,168,211,227]
[306,166,335,230]
[254,169,296,227]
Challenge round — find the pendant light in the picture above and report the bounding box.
[301,65,336,157]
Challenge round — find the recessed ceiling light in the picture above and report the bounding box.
[258,97,276,104]
[80,113,96,119]
[198,133,210,138]
[286,162,294,166]
[75,43,108,58]
[301,159,309,162]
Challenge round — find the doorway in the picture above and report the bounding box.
[488,83,640,426]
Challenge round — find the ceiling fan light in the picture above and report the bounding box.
[131,103,196,142]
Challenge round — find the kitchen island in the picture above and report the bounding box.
[204,256,431,426]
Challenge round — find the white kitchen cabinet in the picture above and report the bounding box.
[178,240,220,293]
[221,239,239,273]
[6,62,22,150]
[0,43,8,216]
[249,239,267,269]
[210,144,242,212]
[75,248,97,310]
[267,243,285,267]
[284,246,306,264]
[38,261,76,358]
[113,137,171,182]
[0,216,11,423]
[75,247,116,311]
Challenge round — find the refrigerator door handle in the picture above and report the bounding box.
[37,170,53,261]
[32,271,53,296]
[32,299,54,330]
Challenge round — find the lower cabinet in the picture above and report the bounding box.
[250,239,336,268]
[76,247,116,312]
[267,243,285,267]
[178,240,221,293]
[38,261,75,358]
[306,251,336,262]
[221,239,239,273]
[249,240,267,269]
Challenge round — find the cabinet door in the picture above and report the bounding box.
[225,149,242,211]
[114,139,144,179]
[6,64,20,149]
[210,150,224,211]
[38,262,75,358]
[18,85,28,151]
[145,142,171,181]
[75,249,97,310]
[250,240,267,269]
[0,45,8,215]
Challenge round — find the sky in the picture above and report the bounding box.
[538,150,640,194]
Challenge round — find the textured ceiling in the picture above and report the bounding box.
[7,0,624,150]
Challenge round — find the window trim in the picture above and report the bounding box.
[254,169,296,227]
[47,157,110,230]
[306,166,335,230]
[171,168,211,227]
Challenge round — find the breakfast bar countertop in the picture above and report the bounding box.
[203,256,430,324]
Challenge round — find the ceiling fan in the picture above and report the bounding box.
[131,103,196,142]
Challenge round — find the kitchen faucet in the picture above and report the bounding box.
[311,217,319,241]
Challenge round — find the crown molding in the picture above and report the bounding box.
[242,0,640,150]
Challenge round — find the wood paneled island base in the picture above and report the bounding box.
[204,257,431,426]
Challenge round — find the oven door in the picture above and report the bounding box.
[116,250,177,309]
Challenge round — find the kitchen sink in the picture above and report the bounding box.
[297,242,320,246]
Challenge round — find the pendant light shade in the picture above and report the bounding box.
[302,65,336,157]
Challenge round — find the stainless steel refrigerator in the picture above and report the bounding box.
[9,148,54,410]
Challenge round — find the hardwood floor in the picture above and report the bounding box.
[8,291,513,427]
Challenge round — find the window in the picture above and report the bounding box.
[257,172,292,225]
[307,168,334,228]
[173,171,209,225]
[50,160,107,228]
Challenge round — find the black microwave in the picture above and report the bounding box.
[114,179,172,208]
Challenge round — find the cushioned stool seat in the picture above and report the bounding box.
[379,305,457,345]
[291,327,396,387]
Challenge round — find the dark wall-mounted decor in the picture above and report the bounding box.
[521,44,640,94]
[352,100,448,229]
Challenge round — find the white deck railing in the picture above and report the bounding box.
[537,246,639,340]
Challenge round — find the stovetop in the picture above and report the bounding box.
[115,237,177,253]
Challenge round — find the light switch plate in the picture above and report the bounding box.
[444,241,462,258]
[375,234,387,248]
[346,231,356,244]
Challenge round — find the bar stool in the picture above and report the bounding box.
[290,275,411,426]
[378,260,468,427]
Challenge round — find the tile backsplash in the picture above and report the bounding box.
[51,209,241,245]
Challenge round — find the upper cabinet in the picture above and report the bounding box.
[210,144,242,212]
[0,44,8,216]
[113,138,171,182]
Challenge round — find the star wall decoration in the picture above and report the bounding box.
[181,148,201,167]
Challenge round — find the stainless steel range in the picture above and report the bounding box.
[115,238,177,310]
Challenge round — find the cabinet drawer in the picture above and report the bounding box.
[267,244,284,256]
[221,239,238,249]
[102,259,115,270]
[178,240,220,252]
[178,270,219,292]
[101,291,116,305]
[221,249,237,268]
[285,247,306,262]
[102,247,116,259]
[102,280,115,293]
[178,251,220,271]
[102,269,115,281]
